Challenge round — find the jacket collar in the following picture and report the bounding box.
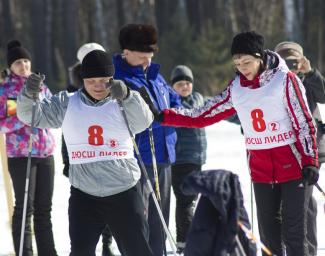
[238,50,285,89]
[239,73,261,89]
[113,54,160,80]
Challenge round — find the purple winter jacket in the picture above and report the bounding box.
[0,73,55,157]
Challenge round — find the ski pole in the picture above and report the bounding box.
[148,126,162,202]
[138,86,161,203]
[250,181,254,233]
[315,183,325,197]
[138,87,164,203]
[138,86,169,255]
[19,97,37,256]
[148,126,168,256]
[238,221,273,256]
[315,183,325,213]
[118,101,178,255]
[235,235,247,256]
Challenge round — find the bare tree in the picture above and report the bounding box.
[1,0,15,42]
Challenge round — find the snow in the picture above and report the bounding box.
[1,121,325,255]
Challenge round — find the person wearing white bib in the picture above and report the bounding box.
[61,43,115,256]
[17,50,154,256]
[275,41,325,256]
[157,32,319,256]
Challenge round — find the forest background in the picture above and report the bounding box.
[0,0,324,95]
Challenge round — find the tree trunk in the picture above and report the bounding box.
[95,0,108,49]
[1,0,15,41]
[283,0,300,41]
[63,0,78,67]
[317,0,323,71]
[28,0,53,84]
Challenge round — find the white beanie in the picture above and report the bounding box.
[77,42,106,62]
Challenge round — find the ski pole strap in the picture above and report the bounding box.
[238,221,273,256]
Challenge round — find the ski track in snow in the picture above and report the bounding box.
[1,121,325,255]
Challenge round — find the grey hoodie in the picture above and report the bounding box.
[17,87,153,197]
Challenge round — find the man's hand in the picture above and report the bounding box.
[107,80,129,101]
[26,73,45,98]
[297,56,312,74]
[302,165,319,185]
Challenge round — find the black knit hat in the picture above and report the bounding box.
[81,50,115,78]
[231,31,264,58]
[7,40,32,67]
[119,24,158,52]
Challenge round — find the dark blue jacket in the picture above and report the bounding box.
[174,92,207,165]
[113,54,182,164]
[182,170,256,256]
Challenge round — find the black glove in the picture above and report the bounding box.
[302,165,319,185]
[63,163,69,178]
[107,79,128,101]
[26,73,45,98]
[151,107,164,122]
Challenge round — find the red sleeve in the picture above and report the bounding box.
[285,72,319,168]
[162,86,236,128]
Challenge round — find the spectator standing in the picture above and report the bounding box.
[113,23,182,256]
[0,40,57,256]
[169,65,207,253]
[275,41,325,256]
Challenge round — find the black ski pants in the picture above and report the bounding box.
[140,164,171,256]
[307,195,317,256]
[8,156,57,256]
[69,183,152,256]
[253,179,312,256]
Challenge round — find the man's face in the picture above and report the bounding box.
[123,50,154,70]
[83,76,112,100]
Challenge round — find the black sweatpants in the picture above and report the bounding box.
[253,179,313,256]
[69,183,152,256]
[8,156,57,256]
[171,163,201,243]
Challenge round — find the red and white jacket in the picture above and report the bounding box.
[162,51,318,183]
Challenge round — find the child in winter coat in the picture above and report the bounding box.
[0,40,57,255]
[17,50,154,256]
[156,31,319,256]
[169,65,207,253]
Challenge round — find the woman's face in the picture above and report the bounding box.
[233,55,262,80]
[10,58,31,77]
[172,80,193,97]
[83,76,112,100]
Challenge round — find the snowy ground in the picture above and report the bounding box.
[1,121,325,255]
